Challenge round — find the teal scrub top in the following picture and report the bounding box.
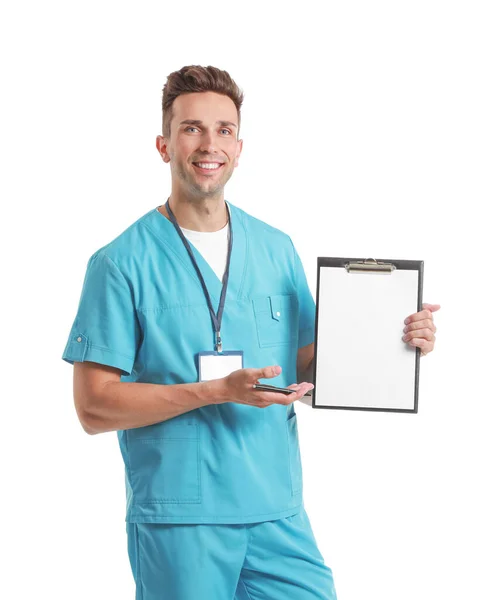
[62,201,316,524]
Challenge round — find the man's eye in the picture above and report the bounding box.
[185,126,231,135]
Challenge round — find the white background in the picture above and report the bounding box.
[1,1,479,599]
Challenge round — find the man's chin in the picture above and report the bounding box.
[190,181,225,196]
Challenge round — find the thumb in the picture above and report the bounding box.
[257,365,282,380]
[423,303,441,313]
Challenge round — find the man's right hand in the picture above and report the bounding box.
[219,365,314,408]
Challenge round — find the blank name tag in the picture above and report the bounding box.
[198,351,244,382]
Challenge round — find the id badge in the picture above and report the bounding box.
[198,351,244,382]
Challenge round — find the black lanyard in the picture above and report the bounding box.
[165,199,233,353]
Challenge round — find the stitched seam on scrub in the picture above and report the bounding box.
[128,506,302,518]
[237,209,249,300]
[123,432,134,506]
[86,342,135,361]
[197,431,202,505]
[234,526,253,600]
[135,437,198,442]
[135,524,144,600]
[286,418,296,497]
[137,500,201,504]
[137,302,207,312]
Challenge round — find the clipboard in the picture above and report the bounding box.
[312,257,423,413]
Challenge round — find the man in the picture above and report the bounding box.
[62,65,440,599]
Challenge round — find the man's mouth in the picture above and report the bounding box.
[192,162,225,173]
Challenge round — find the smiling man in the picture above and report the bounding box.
[62,65,439,600]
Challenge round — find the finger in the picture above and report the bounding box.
[422,303,441,313]
[253,392,292,406]
[255,383,313,406]
[404,309,433,325]
[286,382,314,392]
[286,382,315,399]
[249,365,282,381]
[408,338,434,354]
[403,328,435,343]
[403,319,437,334]
[404,303,441,325]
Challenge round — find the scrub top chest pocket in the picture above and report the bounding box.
[252,294,297,348]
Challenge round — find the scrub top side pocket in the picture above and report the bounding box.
[252,294,297,348]
[127,423,201,504]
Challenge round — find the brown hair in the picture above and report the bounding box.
[161,65,244,139]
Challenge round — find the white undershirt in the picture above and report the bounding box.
[180,222,230,282]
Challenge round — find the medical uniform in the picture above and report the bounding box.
[62,201,337,599]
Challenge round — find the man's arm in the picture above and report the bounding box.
[74,361,228,435]
[74,361,310,435]
[296,343,314,406]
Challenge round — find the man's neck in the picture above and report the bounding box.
[157,195,229,232]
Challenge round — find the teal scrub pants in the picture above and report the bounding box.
[126,506,337,599]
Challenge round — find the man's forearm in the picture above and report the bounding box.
[83,378,228,435]
[299,358,314,384]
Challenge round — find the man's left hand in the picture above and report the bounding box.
[402,302,441,357]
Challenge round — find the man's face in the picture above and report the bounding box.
[157,91,243,198]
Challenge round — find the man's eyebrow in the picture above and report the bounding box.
[179,119,238,129]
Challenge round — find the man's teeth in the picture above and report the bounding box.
[195,163,222,170]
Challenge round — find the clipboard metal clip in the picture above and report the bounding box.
[345,258,396,274]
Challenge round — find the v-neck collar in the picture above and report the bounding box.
[150,200,247,304]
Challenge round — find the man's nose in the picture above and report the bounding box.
[197,130,218,154]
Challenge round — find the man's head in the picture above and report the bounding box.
[156,65,244,200]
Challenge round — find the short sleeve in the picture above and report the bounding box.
[61,252,140,376]
[291,241,316,348]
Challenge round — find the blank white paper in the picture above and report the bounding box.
[314,266,419,410]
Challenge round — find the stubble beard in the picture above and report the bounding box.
[174,159,233,199]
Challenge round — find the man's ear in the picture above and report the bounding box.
[234,138,243,167]
[156,135,171,163]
